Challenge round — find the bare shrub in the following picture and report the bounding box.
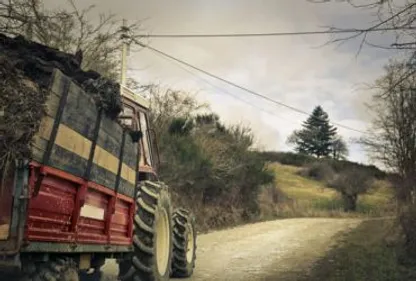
[0,0,146,79]
[299,161,335,183]
[329,168,374,212]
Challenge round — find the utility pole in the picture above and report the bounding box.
[120,19,129,87]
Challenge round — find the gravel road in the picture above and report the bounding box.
[102,218,362,281]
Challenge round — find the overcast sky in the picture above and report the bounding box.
[46,0,403,165]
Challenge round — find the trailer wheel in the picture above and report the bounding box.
[119,181,173,281]
[79,268,102,281]
[171,209,197,278]
[20,257,79,281]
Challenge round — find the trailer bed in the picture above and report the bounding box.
[1,67,139,254]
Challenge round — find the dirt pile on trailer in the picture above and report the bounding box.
[0,33,123,180]
[0,57,46,180]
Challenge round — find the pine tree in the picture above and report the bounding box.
[287,106,337,158]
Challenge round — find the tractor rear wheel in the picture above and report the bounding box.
[118,181,173,281]
[171,209,197,278]
[20,257,79,281]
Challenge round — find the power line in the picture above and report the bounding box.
[136,41,368,134]
[150,48,303,125]
[138,3,416,39]
[137,27,415,39]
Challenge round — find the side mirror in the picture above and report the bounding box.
[129,130,143,143]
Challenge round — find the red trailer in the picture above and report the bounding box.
[0,35,196,281]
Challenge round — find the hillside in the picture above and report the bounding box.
[259,151,387,179]
[269,163,395,218]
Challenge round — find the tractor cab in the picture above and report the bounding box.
[119,85,158,177]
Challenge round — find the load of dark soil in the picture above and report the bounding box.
[0,56,47,178]
[0,33,122,118]
[0,33,123,181]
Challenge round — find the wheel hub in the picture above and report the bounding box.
[186,224,195,263]
[155,208,170,276]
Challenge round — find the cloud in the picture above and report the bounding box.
[44,0,401,164]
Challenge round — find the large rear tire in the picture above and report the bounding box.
[171,209,197,278]
[119,181,173,281]
[20,257,79,281]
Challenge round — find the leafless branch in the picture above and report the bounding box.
[0,0,146,79]
[317,0,416,55]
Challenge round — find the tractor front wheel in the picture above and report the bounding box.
[171,208,197,278]
[118,181,173,281]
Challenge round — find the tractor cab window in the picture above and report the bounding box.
[120,96,156,172]
[119,105,135,129]
[139,111,152,166]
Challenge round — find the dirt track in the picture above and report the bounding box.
[102,218,362,281]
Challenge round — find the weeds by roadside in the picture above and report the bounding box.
[299,219,416,281]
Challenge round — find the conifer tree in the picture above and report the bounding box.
[287,106,337,158]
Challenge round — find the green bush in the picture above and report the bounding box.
[148,87,275,230]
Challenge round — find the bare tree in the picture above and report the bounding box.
[309,0,416,56]
[145,84,208,138]
[362,59,416,252]
[329,167,374,212]
[363,61,416,200]
[0,0,145,79]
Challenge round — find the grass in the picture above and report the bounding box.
[301,219,416,281]
[269,163,395,217]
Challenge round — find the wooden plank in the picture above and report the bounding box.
[96,115,123,157]
[49,69,66,98]
[123,134,137,169]
[31,116,53,162]
[34,116,92,160]
[93,146,119,175]
[44,91,61,119]
[36,116,53,141]
[96,132,120,162]
[32,135,47,152]
[31,139,46,163]
[90,164,117,190]
[56,124,92,160]
[49,145,87,178]
[119,179,135,198]
[121,163,135,186]
[100,115,123,140]
[60,82,97,140]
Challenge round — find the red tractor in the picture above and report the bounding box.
[0,34,197,281]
